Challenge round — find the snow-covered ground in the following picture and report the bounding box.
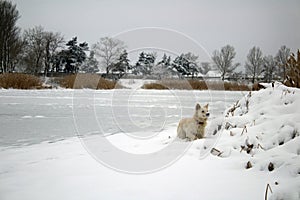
[214,82,300,199]
[118,79,156,89]
[0,84,299,200]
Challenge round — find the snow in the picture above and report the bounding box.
[0,83,299,200]
[214,82,300,199]
[204,70,221,78]
[0,137,269,200]
[118,78,156,89]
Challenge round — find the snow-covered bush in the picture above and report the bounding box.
[212,82,300,199]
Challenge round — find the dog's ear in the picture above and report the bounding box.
[204,103,209,109]
[196,103,201,110]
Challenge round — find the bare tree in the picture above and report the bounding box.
[92,37,125,75]
[212,45,240,80]
[23,26,46,74]
[43,32,64,75]
[22,26,64,75]
[245,46,264,83]
[275,45,291,81]
[0,0,21,73]
[263,55,277,83]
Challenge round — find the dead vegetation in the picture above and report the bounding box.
[59,74,122,89]
[0,73,43,89]
[142,79,251,91]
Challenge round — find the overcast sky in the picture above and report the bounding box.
[11,0,300,68]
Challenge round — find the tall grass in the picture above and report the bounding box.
[59,74,122,89]
[0,73,42,89]
[142,79,251,91]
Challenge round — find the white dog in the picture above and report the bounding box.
[177,103,209,141]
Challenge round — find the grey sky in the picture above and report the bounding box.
[11,0,300,68]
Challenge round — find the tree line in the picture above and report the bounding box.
[211,44,294,83]
[1,0,299,86]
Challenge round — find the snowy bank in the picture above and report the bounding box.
[213,82,300,199]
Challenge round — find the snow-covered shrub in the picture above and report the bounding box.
[216,82,300,168]
[212,82,300,199]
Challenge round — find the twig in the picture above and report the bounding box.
[245,99,249,112]
[210,148,223,157]
[225,122,235,130]
[264,183,273,200]
[248,91,252,98]
[227,100,240,116]
[258,143,265,150]
[241,125,247,135]
[240,146,245,153]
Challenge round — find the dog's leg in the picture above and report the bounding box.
[195,133,203,139]
[177,123,186,139]
[196,126,205,139]
[186,132,197,141]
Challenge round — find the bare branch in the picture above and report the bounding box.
[92,37,126,74]
[212,45,239,80]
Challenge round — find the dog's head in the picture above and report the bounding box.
[194,103,210,121]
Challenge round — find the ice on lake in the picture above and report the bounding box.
[0,89,244,147]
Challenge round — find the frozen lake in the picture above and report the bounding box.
[0,89,244,147]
